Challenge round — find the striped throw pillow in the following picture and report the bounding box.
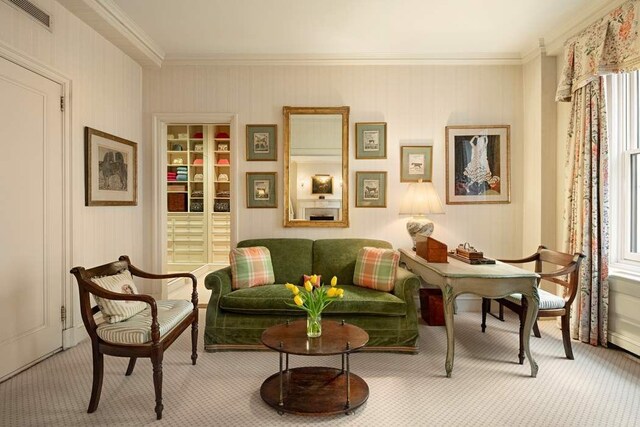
[92,270,147,324]
[230,247,276,290]
[353,247,400,292]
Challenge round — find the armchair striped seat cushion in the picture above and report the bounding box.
[96,300,194,345]
[504,289,565,310]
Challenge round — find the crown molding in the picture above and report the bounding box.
[161,52,524,67]
[57,0,164,67]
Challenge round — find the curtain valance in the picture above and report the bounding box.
[556,0,640,101]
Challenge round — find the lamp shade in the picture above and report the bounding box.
[399,181,444,216]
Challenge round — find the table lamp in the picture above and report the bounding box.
[399,179,444,250]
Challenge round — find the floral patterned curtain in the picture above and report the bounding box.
[562,80,609,346]
[556,0,640,346]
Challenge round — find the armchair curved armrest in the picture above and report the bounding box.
[538,264,579,279]
[497,253,540,264]
[120,256,198,307]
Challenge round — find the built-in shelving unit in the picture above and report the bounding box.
[166,123,231,271]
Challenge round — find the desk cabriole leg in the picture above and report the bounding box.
[443,284,455,378]
[523,290,540,378]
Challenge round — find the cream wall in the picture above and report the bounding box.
[144,64,525,260]
[0,0,143,337]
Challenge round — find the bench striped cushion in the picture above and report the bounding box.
[96,300,193,344]
[505,289,566,310]
[92,271,146,323]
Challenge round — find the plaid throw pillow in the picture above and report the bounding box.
[230,246,276,290]
[353,247,400,292]
[92,270,146,323]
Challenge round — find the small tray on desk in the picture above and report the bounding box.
[448,252,496,264]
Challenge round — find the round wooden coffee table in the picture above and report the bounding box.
[260,319,369,416]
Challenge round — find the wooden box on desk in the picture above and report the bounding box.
[416,237,448,263]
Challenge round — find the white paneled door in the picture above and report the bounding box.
[0,56,64,381]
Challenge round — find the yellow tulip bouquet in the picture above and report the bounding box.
[285,274,344,337]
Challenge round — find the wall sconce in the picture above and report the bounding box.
[399,179,444,250]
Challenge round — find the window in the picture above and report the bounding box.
[607,71,640,269]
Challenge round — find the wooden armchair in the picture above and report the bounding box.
[70,256,198,420]
[481,246,585,363]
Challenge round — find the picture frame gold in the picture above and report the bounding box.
[246,172,277,208]
[355,171,387,208]
[246,124,277,161]
[400,146,433,182]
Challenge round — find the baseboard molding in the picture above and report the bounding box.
[62,324,89,349]
[609,331,640,357]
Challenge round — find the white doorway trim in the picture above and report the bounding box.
[152,113,239,298]
[0,41,73,348]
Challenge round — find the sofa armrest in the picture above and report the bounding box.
[205,266,232,293]
[393,267,420,301]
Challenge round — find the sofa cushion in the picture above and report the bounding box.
[353,247,400,292]
[220,284,406,317]
[91,270,146,323]
[230,247,275,289]
[96,300,193,344]
[238,239,313,285]
[313,239,392,287]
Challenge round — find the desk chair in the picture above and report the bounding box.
[481,246,584,363]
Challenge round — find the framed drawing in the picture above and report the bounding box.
[84,127,137,206]
[311,175,333,195]
[445,125,510,204]
[400,146,433,182]
[246,172,277,208]
[355,171,387,208]
[246,124,277,161]
[356,122,387,159]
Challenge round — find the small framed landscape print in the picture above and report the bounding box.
[246,124,277,161]
[84,127,137,206]
[356,171,387,208]
[356,122,387,159]
[246,172,277,208]
[311,175,333,195]
[400,146,433,182]
[445,125,510,204]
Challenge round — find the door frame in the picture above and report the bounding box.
[0,41,73,348]
[152,113,239,298]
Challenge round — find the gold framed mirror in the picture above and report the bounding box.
[283,106,349,228]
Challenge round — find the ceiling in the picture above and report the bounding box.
[108,0,615,61]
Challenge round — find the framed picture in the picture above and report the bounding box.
[311,175,333,195]
[246,172,277,208]
[356,171,387,208]
[400,146,433,182]
[445,125,510,204]
[246,124,277,161]
[356,122,387,159]
[84,127,137,206]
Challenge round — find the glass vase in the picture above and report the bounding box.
[306,313,322,338]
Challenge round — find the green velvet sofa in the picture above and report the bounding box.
[204,238,420,353]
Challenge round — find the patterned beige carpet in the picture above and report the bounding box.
[1,310,639,426]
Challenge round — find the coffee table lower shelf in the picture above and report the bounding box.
[260,366,369,416]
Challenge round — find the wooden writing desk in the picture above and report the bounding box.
[399,249,540,378]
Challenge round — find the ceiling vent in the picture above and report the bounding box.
[3,0,51,30]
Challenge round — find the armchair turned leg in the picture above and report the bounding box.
[533,321,542,338]
[88,345,104,413]
[151,348,164,420]
[191,318,198,366]
[125,357,137,376]
[561,314,574,360]
[481,298,489,333]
